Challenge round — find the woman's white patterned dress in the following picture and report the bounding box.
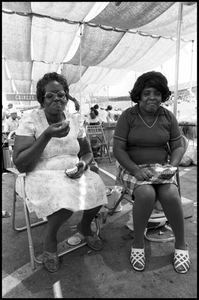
[15,109,108,218]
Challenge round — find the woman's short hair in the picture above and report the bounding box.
[129,71,171,103]
[36,72,69,107]
[93,104,99,110]
[90,108,99,119]
[106,105,113,111]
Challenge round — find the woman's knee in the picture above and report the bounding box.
[134,185,156,204]
[48,208,73,222]
[157,185,180,205]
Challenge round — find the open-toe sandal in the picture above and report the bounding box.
[130,246,145,271]
[77,222,103,251]
[43,251,60,273]
[173,248,190,274]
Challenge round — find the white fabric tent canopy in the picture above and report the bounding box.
[2,2,197,100]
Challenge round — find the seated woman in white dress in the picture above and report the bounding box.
[13,72,108,273]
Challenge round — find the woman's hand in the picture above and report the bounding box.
[45,121,70,138]
[65,161,86,179]
[133,168,153,181]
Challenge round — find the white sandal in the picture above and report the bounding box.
[130,246,145,271]
[173,248,190,274]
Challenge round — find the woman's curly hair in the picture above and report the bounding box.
[129,71,171,103]
[36,72,69,107]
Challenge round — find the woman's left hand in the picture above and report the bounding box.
[65,161,86,179]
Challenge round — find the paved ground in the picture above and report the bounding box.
[2,155,197,298]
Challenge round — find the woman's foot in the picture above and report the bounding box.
[43,251,60,273]
[76,222,93,236]
[173,244,190,274]
[77,222,102,251]
[43,235,59,273]
[130,244,145,271]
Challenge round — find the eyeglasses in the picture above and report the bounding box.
[44,91,66,101]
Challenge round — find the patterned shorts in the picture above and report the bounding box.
[117,163,178,196]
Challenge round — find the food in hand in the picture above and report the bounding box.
[65,166,78,177]
[155,166,177,173]
[59,120,70,128]
[155,165,177,179]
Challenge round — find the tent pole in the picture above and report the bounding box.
[173,2,183,117]
[189,40,194,91]
[79,23,83,118]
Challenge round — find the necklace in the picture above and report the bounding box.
[138,114,158,129]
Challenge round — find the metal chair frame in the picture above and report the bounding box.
[86,124,112,163]
[7,134,102,270]
[9,170,102,270]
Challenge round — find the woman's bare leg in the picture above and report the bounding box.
[44,209,73,253]
[156,184,186,250]
[78,205,102,236]
[133,185,156,248]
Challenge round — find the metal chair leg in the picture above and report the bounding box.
[23,201,43,270]
[12,177,47,232]
[109,188,128,215]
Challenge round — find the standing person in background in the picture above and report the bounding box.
[106,105,115,123]
[4,107,20,133]
[99,107,108,124]
[5,103,21,120]
[93,104,99,112]
[5,103,14,119]
[113,71,190,274]
[2,105,6,131]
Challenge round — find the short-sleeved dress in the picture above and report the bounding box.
[114,104,181,193]
[15,108,108,219]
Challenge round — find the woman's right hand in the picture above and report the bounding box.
[45,121,70,138]
[133,168,153,181]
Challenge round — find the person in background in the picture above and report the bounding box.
[5,103,21,120]
[2,105,7,131]
[113,71,190,274]
[4,107,19,133]
[5,103,14,119]
[13,72,108,273]
[88,108,101,125]
[106,105,115,123]
[93,104,99,111]
[99,107,109,123]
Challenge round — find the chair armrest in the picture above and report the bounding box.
[6,167,20,175]
[6,167,26,178]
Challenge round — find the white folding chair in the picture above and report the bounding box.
[7,146,104,270]
[86,124,112,163]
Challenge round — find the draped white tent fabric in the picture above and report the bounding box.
[2,2,197,100]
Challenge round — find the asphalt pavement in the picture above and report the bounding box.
[2,155,197,298]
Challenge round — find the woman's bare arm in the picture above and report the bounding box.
[13,121,70,173]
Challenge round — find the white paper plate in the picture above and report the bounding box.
[67,235,82,246]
